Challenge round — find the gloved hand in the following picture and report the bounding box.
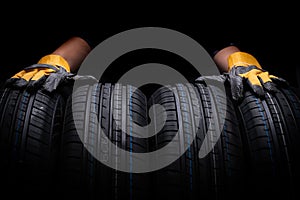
[226,52,287,100]
[196,51,287,101]
[5,54,75,92]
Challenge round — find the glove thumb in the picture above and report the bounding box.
[230,75,244,101]
[43,68,73,92]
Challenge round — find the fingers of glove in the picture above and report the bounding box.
[5,77,18,86]
[263,81,278,92]
[42,72,64,92]
[6,78,28,88]
[240,69,266,97]
[240,69,263,87]
[257,71,277,92]
[27,75,47,91]
[270,75,289,86]
[257,71,272,84]
[27,68,59,91]
[5,69,39,88]
[247,78,265,97]
[42,69,72,92]
[16,68,39,81]
[11,70,27,79]
[269,74,279,79]
[230,75,244,101]
[30,68,56,81]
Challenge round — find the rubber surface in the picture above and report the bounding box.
[148,82,245,200]
[234,85,300,199]
[1,81,299,200]
[0,87,65,198]
[59,83,150,200]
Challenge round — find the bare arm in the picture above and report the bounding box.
[51,36,92,73]
[213,45,241,73]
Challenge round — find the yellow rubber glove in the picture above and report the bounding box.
[6,54,74,92]
[226,52,287,100]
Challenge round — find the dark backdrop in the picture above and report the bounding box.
[1,17,299,89]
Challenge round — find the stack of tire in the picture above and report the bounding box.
[0,78,299,200]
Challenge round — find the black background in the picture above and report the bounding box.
[1,12,299,89]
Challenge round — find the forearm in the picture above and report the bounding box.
[213,45,241,73]
[51,36,92,73]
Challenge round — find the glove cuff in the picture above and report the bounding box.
[37,54,71,72]
[228,52,262,71]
